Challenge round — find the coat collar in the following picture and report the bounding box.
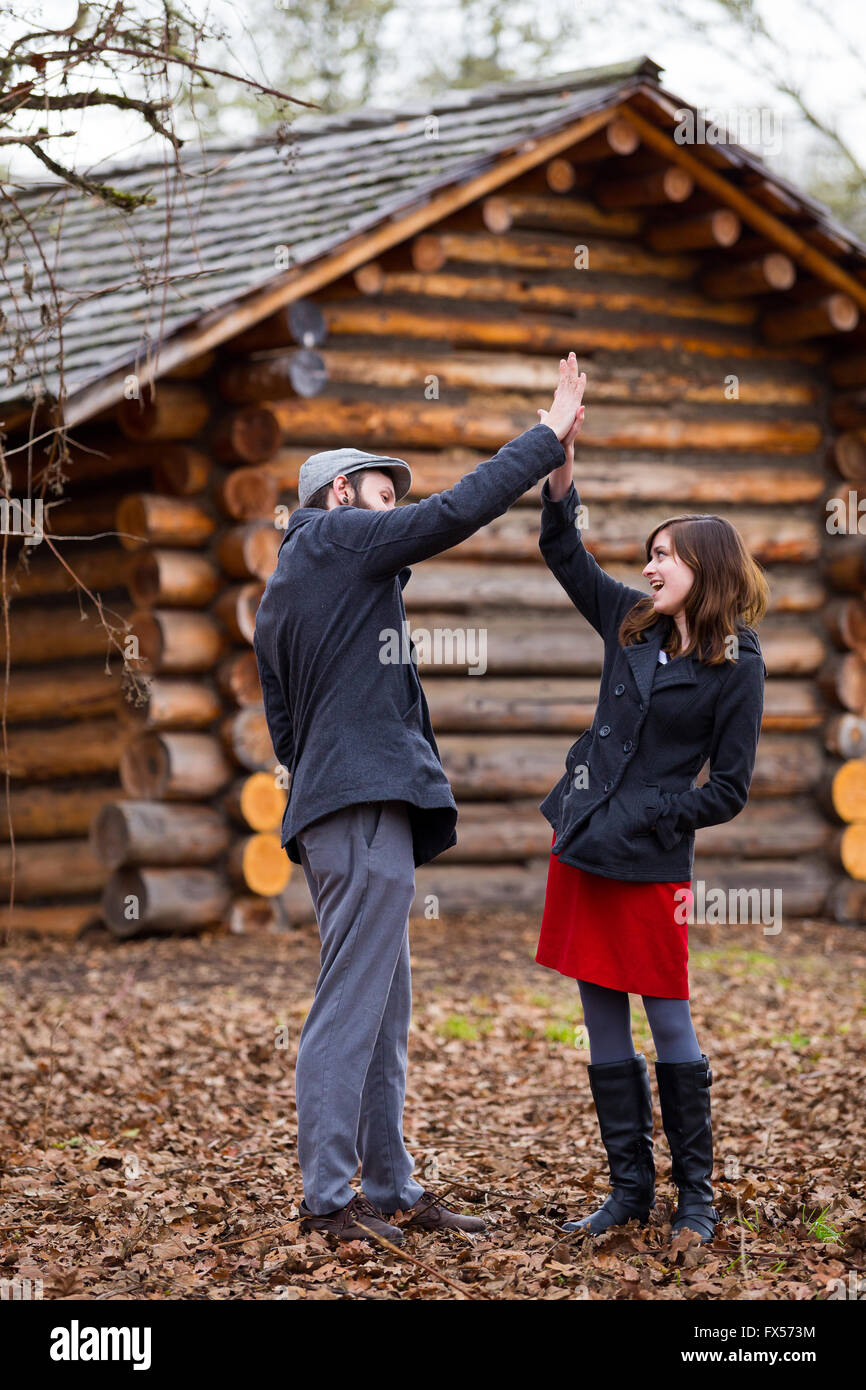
[625,615,763,703]
[279,506,317,551]
[277,505,413,589]
[278,514,413,593]
[625,615,697,705]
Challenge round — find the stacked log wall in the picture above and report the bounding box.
[820,348,866,923]
[5,125,863,936]
[224,149,859,925]
[86,365,293,935]
[0,439,152,938]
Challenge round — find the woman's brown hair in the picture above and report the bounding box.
[618,513,770,667]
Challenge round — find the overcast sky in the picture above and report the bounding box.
[4,0,865,198]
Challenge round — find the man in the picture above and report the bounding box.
[254,353,585,1246]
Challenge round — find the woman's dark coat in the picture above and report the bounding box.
[538,479,767,882]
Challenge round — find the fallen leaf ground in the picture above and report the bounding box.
[1,912,864,1301]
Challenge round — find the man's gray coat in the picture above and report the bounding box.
[253,423,566,866]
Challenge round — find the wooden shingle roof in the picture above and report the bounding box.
[3,54,864,424]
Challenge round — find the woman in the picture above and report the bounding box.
[535,359,769,1244]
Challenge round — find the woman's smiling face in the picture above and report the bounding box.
[643,527,695,615]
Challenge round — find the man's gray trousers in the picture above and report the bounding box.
[295,799,425,1215]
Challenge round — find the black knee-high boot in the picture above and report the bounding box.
[562,1053,655,1234]
[654,1052,719,1243]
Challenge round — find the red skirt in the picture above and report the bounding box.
[536,832,693,998]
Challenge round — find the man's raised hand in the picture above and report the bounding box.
[537,352,586,441]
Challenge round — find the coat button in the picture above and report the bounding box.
[614,683,625,695]
[599,725,610,737]
[623,739,633,752]
[604,780,612,792]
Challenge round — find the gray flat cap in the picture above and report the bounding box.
[298,447,412,508]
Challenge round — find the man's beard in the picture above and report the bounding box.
[344,483,374,510]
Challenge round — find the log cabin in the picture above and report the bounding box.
[2,56,866,940]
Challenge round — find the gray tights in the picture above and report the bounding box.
[577,978,702,1063]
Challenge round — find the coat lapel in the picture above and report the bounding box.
[624,617,698,704]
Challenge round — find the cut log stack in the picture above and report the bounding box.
[87,370,227,935]
[88,362,295,936]
[819,349,866,923]
[210,334,313,931]
[0,436,155,939]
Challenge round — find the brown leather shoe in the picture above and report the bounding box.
[298,1192,404,1246]
[395,1190,487,1233]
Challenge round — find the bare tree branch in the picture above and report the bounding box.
[0,0,320,938]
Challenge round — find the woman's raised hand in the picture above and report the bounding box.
[537,352,586,440]
[562,404,586,454]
